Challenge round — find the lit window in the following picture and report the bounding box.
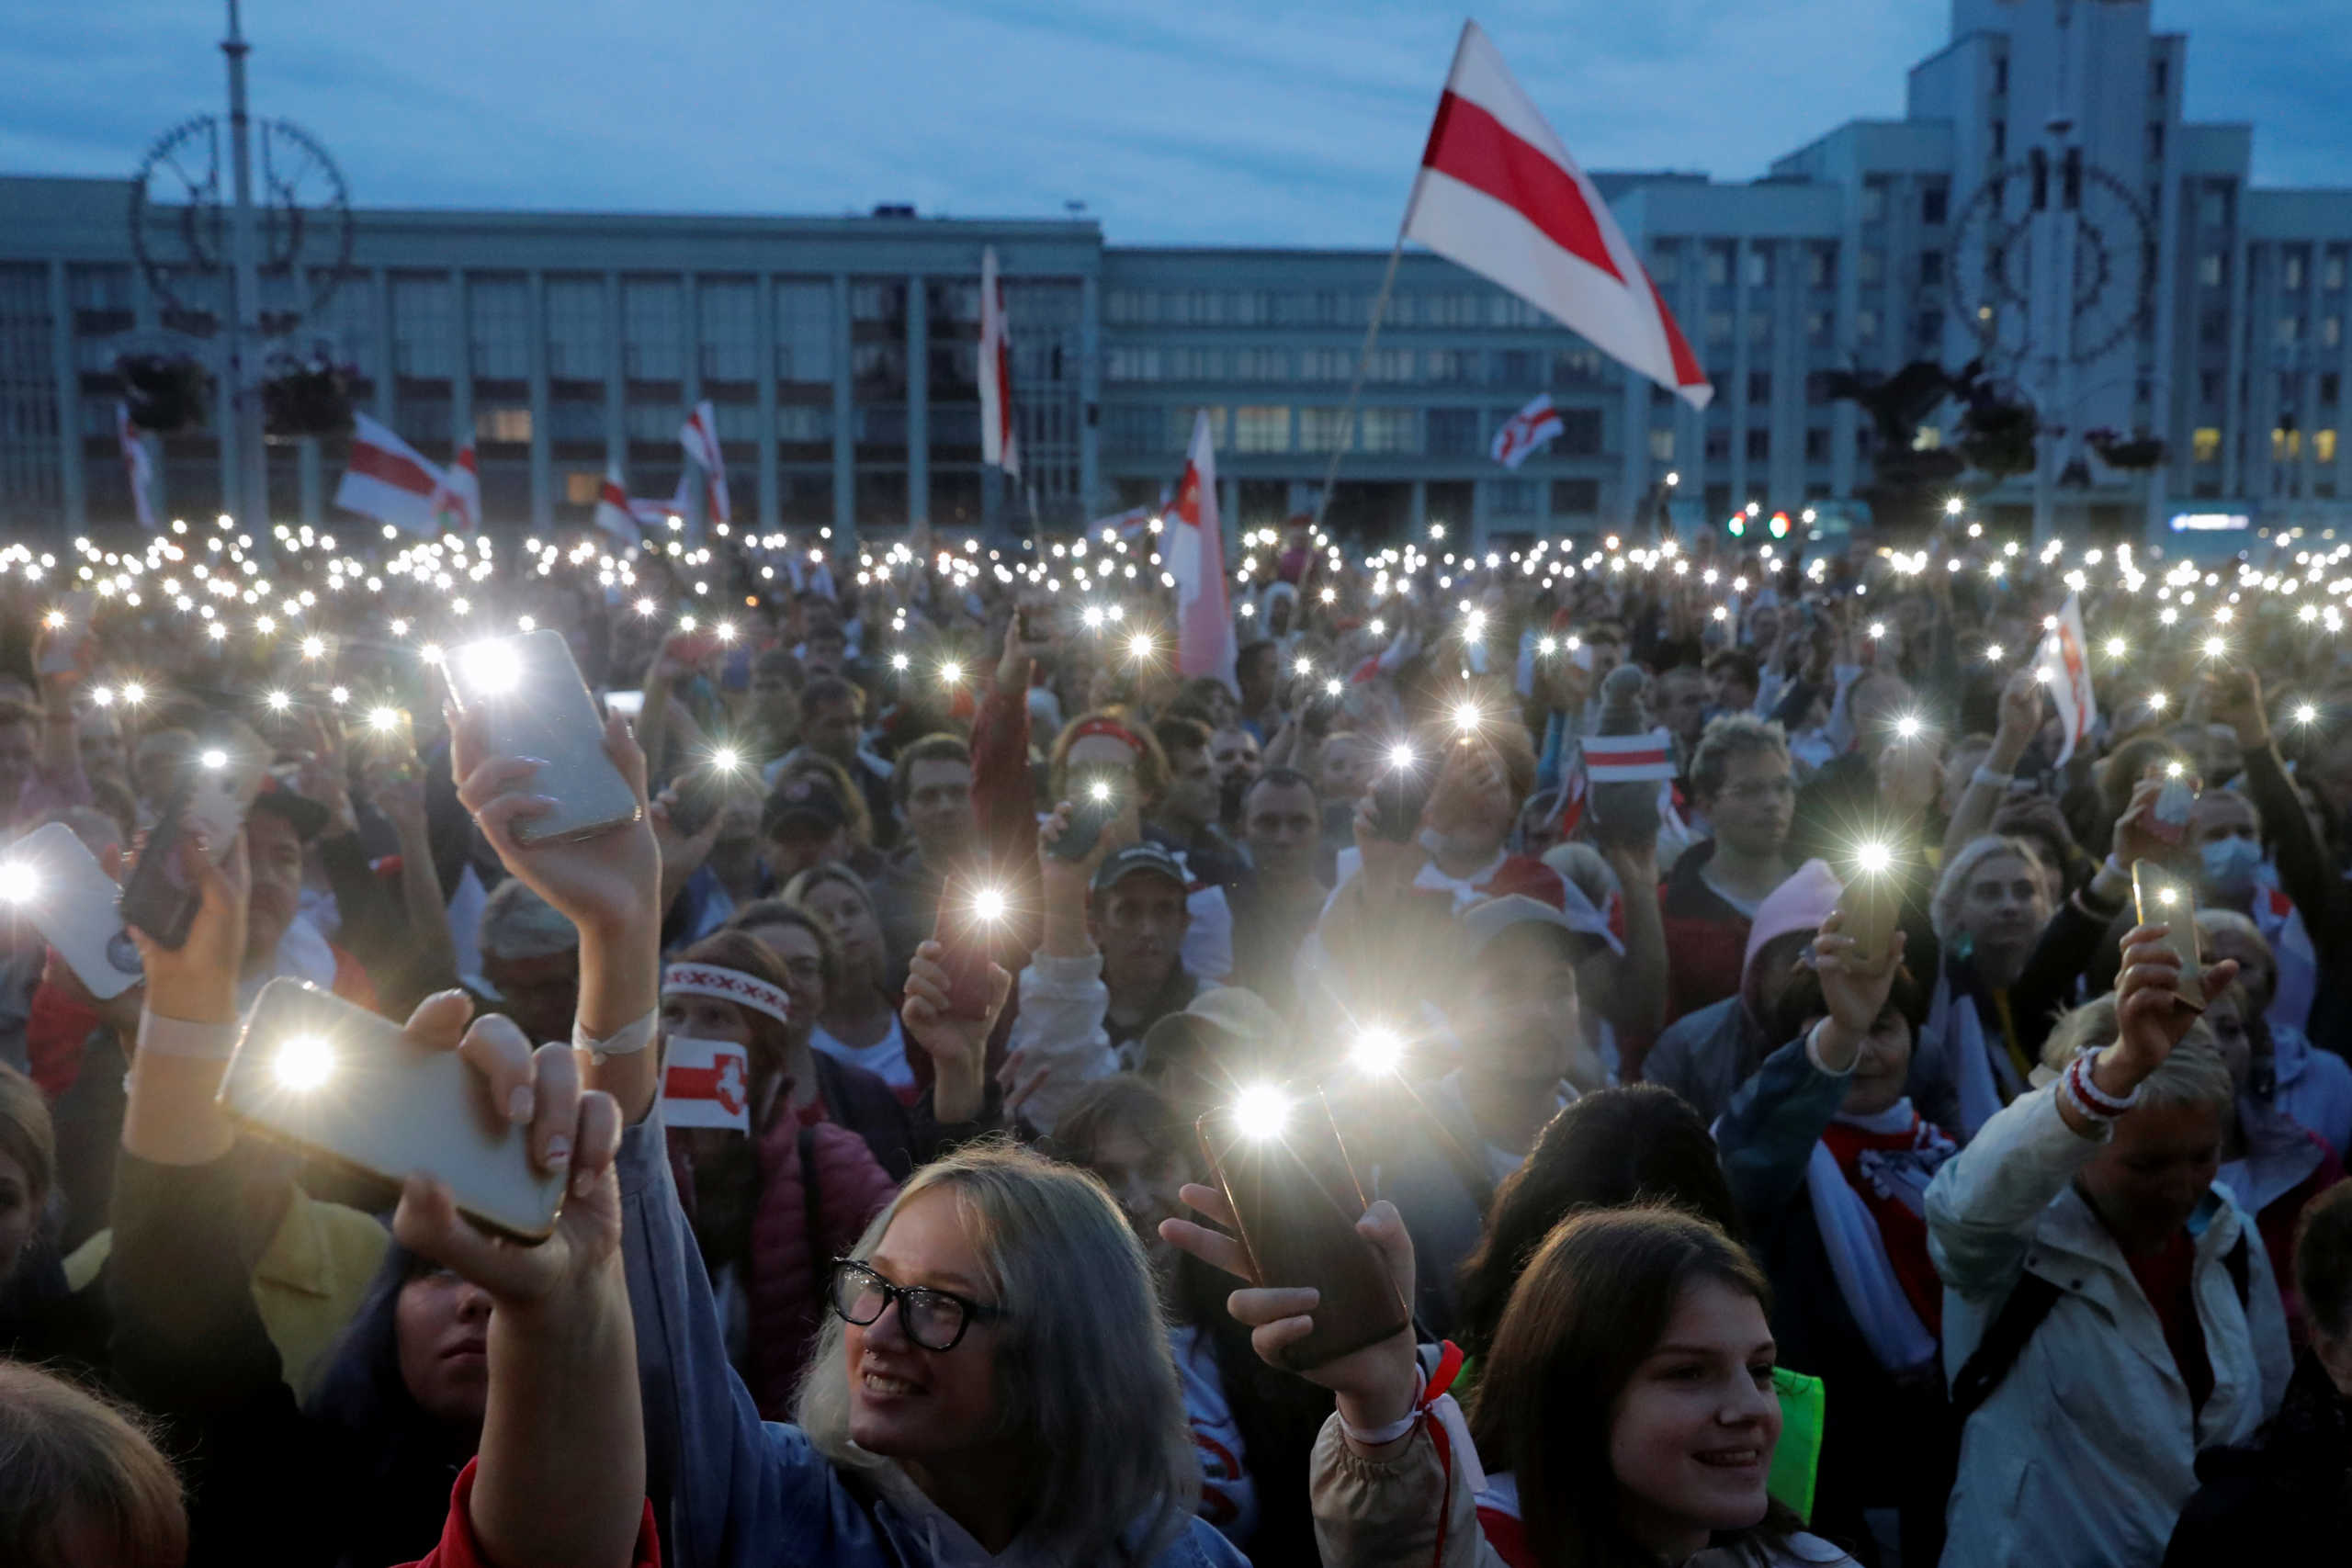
[2193,427,2221,463]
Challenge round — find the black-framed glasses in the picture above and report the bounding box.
[827,1258,1002,1351]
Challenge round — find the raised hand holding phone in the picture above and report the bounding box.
[900,940,1006,1124]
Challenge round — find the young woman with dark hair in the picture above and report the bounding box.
[1166,1194,1851,1567]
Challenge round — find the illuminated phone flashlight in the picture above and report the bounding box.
[458,640,519,696]
[300,635,326,660]
[2202,636,2228,660]
[1351,1026,1404,1076]
[264,690,291,714]
[1387,740,1417,773]
[1538,636,1557,656]
[709,746,741,774]
[890,651,910,673]
[1894,714,1923,740]
[716,622,737,643]
[938,660,964,688]
[2105,637,2128,659]
[0,861,35,904]
[1869,621,1887,640]
[2295,702,2321,726]
[634,597,657,617]
[368,706,402,733]
[2147,690,2170,712]
[1232,1083,1292,1141]
[2156,885,2181,909]
[1853,841,1893,876]
[678,615,698,633]
[91,685,114,707]
[327,686,349,706]
[1082,604,1105,630]
[2165,760,2187,780]
[199,748,229,771]
[969,886,1009,922]
[1984,643,2006,662]
[275,1035,335,1091]
[1453,700,1483,735]
[121,682,146,705]
[1128,632,1154,662]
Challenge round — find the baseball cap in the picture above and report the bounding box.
[761,774,848,838]
[1140,984,1290,1070]
[1458,893,1597,963]
[1089,840,1190,898]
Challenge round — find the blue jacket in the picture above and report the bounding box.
[616,1113,1247,1568]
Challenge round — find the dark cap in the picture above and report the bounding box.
[249,767,331,841]
[761,774,848,838]
[1089,840,1189,897]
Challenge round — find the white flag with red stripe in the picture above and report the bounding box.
[1167,411,1236,688]
[429,441,481,531]
[1405,22,1712,409]
[117,401,158,530]
[594,462,672,544]
[334,412,447,535]
[660,1035,752,1132]
[1581,728,1678,783]
[979,247,1020,479]
[1491,392,1564,468]
[679,400,730,529]
[2035,592,2098,766]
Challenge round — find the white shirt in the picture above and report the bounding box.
[1168,1322,1258,1547]
[808,1014,914,1092]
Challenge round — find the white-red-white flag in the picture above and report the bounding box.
[594,462,666,544]
[334,412,447,535]
[678,400,730,528]
[1491,392,1565,468]
[117,401,158,530]
[2036,592,2098,766]
[1168,410,1236,688]
[1581,728,1679,783]
[1405,22,1712,409]
[429,440,481,531]
[660,1035,752,1132]
[978,247,1020,479]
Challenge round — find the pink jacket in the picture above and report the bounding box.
[744,1112,899,1416]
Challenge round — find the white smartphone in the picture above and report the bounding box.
[0,823,142,999]
[219,978,567,1244]
[38,592,95,678]
[445,629,640,845]
[118,732,268,949]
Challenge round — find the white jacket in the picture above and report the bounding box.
[1923,1086,2292,1568]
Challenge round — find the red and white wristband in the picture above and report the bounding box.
[2061,1051,2141,1122]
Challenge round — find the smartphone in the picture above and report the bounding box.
[667,752,741,840]
[1834,856,1900,966]
[445,629,640,846]
[119,735,266,950]
[1195,1092,1410,1371]
[1049,769,1125,863]
[38,592,95,679]
[669,627,724,667]
[1015,604,1045,643]
[1,823,142,999]
[2152,764,2196,842]
[1369,741,1435,843]
[930,879,1005,1020]
[219,978,566,1244]
[2131,861,2202,1000]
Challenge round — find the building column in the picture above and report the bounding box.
[449,268,472,456]
[2221,212,2252,500]
[907,272,929,525]
[1079,270,1102,515]
[372,270,395,423]
[754,276,778,531]
[527,271,552,531]
[831,274,854,541]
[1410,478,1428,537]
[602,271,625,468]
[47,260,84,532]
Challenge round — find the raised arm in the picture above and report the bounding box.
[1941,671,2041,869]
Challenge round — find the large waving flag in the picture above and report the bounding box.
[429,440,481,531]
[678,400,731,529]
[594,462,676,544]
[1491,392,1565,468]
[978,247,1020,479]
[1406,22,1712,409]
[1167,411,1236,688]
[2035,592,2098,766]
[334,413,447,535]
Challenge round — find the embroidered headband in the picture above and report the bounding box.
[661,963,791,1026]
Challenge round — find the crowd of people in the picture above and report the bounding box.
[2,508,2351,1567]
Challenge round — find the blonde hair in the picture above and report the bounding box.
[1929,834,2049,943]
[2039,993,2236,1113]
[0,1363,186,1568]
[793,1140,1198,1565]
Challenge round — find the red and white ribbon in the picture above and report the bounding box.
[662,963,790,1026]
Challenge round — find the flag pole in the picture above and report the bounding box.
[1308,221,1409,534]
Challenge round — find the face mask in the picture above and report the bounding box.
[2199,835,2265,899]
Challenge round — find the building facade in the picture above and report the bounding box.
[4,0,2349,548]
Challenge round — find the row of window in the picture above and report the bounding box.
[2199,248,2352,293]
[2188,427,2345,466]
[1102,288,1551,331]
[1103,344,1607,387]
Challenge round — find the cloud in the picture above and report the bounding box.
[0,0,2343,245]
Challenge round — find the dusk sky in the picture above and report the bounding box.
[5,1,2346,247]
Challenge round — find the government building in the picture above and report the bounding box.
[4,0,2348,550]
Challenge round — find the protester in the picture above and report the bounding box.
[1224,767,1327,1018]
[785,863,918,1099]
[1659,715,1800,1022]
[1926,944,2291,1568]
[475,876,580,1047]
[868,732,971,979]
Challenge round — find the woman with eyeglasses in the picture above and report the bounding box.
[441,704,1244,1567]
